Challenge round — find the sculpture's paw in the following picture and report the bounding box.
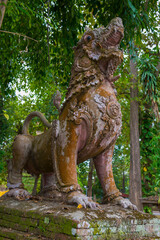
[67,191,99,209]
[112,196,138,210]
[5,188,31,200]
[40,189,63,200]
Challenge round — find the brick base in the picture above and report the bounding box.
[0,198,160,239]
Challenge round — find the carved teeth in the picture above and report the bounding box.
[105,30,122,47]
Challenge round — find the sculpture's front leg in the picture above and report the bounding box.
[55,120,98,208]
[93,144,137,210]
[56,120,80,191]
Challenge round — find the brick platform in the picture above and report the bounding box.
[0,198,160,239]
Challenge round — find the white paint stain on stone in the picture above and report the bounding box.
[59,120,69,157]
[68,211,85,221]
[66,157,70,164]
[77,221,90,229]
[71,228,77,236]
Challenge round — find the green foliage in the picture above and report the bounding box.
[92,171,103,202]
[113,144,130,194]
[139,54,159,102]
[143,206,152,214]
[0,95,8,141]
[77,161,89,192]
[140,107,160,196]
[77,161,103,201]
[0,94,9,184]
[0,152,6,186]
[22,172,41,194]
[85,0,158,45]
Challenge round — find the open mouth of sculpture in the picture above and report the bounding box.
[106,30,123,46]
[99,28,123,76]
[103,29,123,49]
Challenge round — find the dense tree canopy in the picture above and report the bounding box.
[0,0,159,207]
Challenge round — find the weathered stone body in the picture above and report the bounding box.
[7,18,136,209]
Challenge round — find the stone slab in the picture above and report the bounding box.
[0,198,160,239]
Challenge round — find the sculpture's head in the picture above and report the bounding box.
[73,17,124,79]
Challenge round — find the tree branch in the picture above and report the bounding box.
[0,0,8,29]
[0,29,38,42]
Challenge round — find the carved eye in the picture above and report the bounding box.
[84,35,92,42]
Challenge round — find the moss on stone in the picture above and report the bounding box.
[0,227,45,240]
[1,213,38,228]
[0,199,160,239]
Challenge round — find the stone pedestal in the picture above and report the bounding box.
[0,198,160,239]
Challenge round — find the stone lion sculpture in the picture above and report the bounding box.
[7,17,137,210]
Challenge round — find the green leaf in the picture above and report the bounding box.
[3,110,9,120]
[3,113,9,120]
[127,0,137,13]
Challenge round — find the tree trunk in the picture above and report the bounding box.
[0,0,8,28]
[129,55,143,211]
[122,170,125,194]
[87,159,94,198]
[47,0,50,65]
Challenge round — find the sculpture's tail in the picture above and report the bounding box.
[22,111,52,135]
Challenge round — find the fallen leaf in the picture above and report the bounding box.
[77,204,83,209]
[0,190,9,197]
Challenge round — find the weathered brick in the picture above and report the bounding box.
[0,198,160,239]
